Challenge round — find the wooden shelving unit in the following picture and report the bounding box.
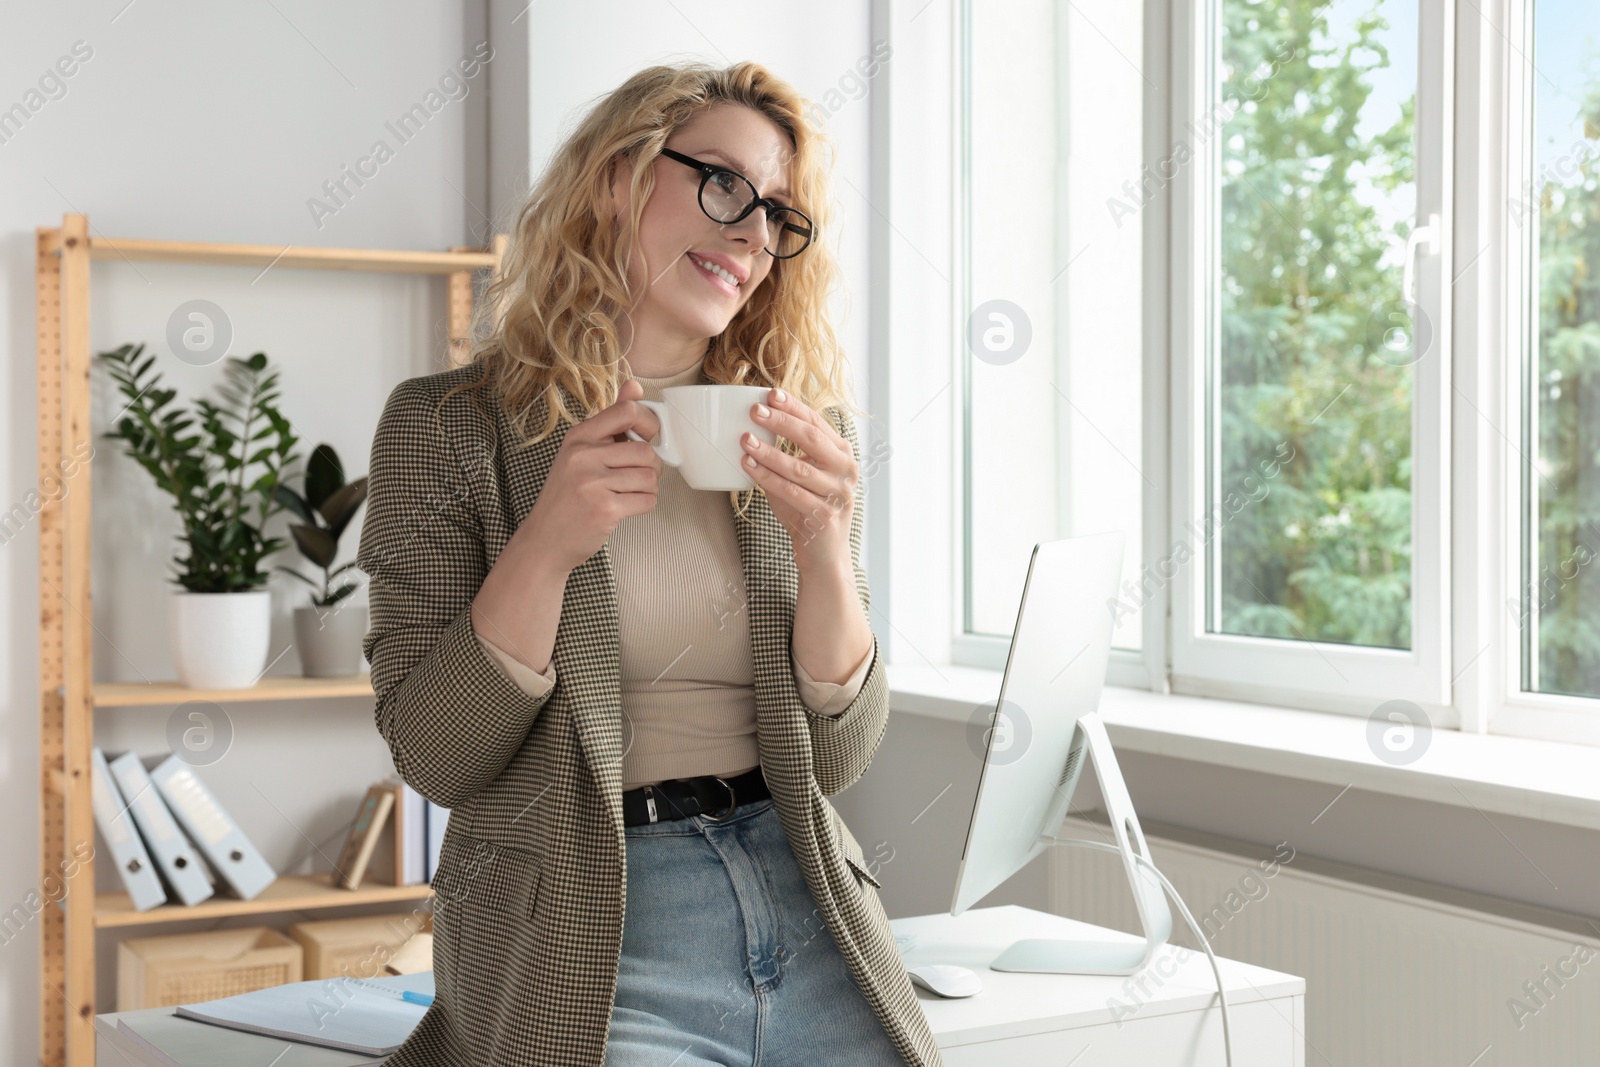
[92,675,375,708]
[95,875,436,929]
[36,215,507,1067]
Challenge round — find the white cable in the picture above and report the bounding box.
[1051,836,1234,1067]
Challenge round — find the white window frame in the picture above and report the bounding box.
[947,0,1164,693]
[1166,0,1456,717]
[1473,0,1600,746]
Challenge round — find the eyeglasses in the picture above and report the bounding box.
[659,147,815,259]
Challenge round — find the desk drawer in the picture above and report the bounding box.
[936,994,1303,1067]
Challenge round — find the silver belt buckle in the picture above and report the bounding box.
[700,777,738,821]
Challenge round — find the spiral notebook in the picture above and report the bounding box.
[173,972,435,1056]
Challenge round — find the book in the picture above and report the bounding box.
[383,775,427,886]
[424,799,450,882]
[90,747,167,911]
[333,785,394,890]
[172,971,435,1057]
[149,755,277,900]
[107,752,214,907]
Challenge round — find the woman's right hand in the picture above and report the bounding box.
[520,377,664,573]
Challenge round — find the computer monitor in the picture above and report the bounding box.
[949,530,1173,975]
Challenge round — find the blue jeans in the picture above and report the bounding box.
[604,795,906,1067]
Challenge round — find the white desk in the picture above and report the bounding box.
[891,905,1305,1066]
[95,1008,382,1066]
[96,904,1304,1066]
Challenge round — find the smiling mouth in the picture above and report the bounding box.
[686,252,741,294]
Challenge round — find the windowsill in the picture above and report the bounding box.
[887,663,1600,835]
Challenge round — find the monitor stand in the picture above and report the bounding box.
[987,713,1173,976]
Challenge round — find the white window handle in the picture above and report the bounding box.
[1402,213,1440,305]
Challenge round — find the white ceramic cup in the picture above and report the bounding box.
[625,384,777,491]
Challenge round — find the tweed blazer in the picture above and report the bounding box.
[356,365,944,1067]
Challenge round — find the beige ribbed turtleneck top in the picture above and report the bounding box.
[472,359,873,791]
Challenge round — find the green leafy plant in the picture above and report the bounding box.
[98,343,300,593]
[273,444,368,608]
[1214,1,1416,648]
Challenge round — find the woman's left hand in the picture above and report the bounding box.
[742,387,856,575]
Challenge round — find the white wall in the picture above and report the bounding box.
[517,0,879,414]
[0,3,495,1060]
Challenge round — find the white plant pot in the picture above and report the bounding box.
[169,590,273,690]
[293,602,368,678]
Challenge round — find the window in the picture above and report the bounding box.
[1212,1,1417,652]
[1520,0,1600,703]
[959,0,1148,677]
[1170,0,1453,710]
[933,0,1600,743]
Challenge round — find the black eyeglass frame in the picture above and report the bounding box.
[659,147,815,259]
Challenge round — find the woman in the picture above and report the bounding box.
[357,61,944,1067]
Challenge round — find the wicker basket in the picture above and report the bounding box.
[117,927,302,1011]
[288,912,433,980]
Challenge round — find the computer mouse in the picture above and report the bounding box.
[906,964,984,998]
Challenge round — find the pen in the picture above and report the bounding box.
[402,990,434,1007]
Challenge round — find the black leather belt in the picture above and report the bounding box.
[622,765,770,826]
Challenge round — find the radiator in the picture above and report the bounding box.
[1049,815,1600,1066]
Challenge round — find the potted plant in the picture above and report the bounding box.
[99,344,299,689]
[274,444,369,677]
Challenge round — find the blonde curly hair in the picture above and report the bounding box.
[443,59,862,521]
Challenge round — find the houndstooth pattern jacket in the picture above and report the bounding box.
[356,364,944,1067]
